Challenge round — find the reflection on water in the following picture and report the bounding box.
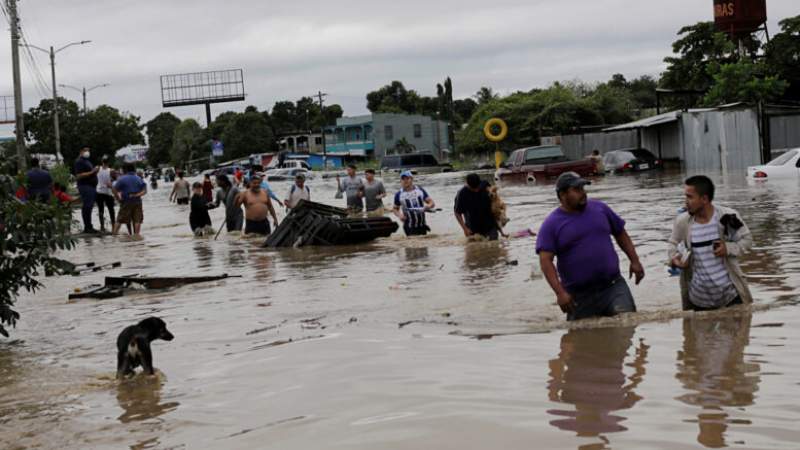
[675,314,760,448]
[547,326,648,443]
[116,374,179,424]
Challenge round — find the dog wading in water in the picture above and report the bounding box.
[116,317,174,379]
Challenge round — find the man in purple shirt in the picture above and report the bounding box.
[536,172,644,321]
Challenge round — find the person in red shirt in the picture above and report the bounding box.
[202,174,214,203]
[53,183,77,204]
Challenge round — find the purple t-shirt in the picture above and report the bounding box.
[535,199,625,292]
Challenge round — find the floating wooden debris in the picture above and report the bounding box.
[265,200,398,248]
[69,274,238,300]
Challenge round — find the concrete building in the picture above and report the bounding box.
[324,113,451,161]
[278,132,324,154]
[116,145,149,163]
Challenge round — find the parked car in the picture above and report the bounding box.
[266,168,314,182]
[602,148,661,173]
[380,153,453,174]
[747,148,800,180]
[494,145,596,182]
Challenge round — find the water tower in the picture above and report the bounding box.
[713,0,769,40]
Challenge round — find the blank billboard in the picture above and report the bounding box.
[160,69,245,107]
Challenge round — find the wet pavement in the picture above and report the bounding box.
[1,169,799,449]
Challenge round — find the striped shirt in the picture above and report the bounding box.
[394,186,430,231]
[689,213,738,308]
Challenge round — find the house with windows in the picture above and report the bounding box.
[278,131,324,154]
[324,113,451,161]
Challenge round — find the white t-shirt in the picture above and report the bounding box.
[285,184,310,208]
[96,167,112,195]
[689,211,738,308]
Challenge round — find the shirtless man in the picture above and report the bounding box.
[235,175,279,235]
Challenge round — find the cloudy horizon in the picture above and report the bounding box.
[1,0,796,133]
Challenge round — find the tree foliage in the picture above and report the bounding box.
[24,98,143,163]
[171,119,205,167]
[220,111,274,160]
[0,162,75,337]
[145,112,181,167]
[764,15,800,102]
[703,60,788,106]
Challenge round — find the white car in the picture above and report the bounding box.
[747,148,800,180]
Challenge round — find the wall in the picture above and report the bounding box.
[641,122,683,160]
[372,114,450,160]
[769,115,800,153]
[560,130,638,160]
[680,108,761,174]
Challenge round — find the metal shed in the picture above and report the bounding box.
[604,104,762,175]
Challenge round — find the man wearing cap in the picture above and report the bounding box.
[284,173,310,209]
[74,145,100,233]
[96,155,116,232]
[536,172,644,321]
[393,170,435,236]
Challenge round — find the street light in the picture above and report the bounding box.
[21,40,91,162]
[59,83,110,113]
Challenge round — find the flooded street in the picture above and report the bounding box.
[2,170,799,449]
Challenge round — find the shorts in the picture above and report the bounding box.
[117,203,144,224]
[567,275,636,321]
[403,224,430,237]
[245,219,271,235]
[475,227,499,241]
[176,197,189,205]
[366,206,385,217]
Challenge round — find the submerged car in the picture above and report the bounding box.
[747,148,800,180]
[495,145,596,182]
[602,148,661,173]
[380,153,453,174]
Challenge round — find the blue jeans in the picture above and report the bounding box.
[77,185,96,231]
[567,276,637,321]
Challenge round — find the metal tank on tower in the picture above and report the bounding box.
[713,0,768,38]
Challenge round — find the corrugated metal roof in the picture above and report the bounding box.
[603,111,679,132]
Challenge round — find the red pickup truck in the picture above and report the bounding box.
[494,145,597,183]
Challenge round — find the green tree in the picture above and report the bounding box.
[764,15,800,102]
[269,101,298,134]
[703,60,788,106]
[207,111,238,142]
[474,86,498,105]
[171,119,205,167]
[24,98,143,163]
[453,98,478,125]
[221,111,274,159]
[145,112,181,167]
[0,161,75,337]
[366,81,424,114]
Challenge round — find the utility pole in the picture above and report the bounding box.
[8,0,27,171]
[22,40,91,163]
[59,83,110,113]
[316,91,327,168]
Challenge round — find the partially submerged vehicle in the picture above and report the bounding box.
[380,153,453,175]
[494,145,596,182]
[602,148,662,173]
[747,148,800,180]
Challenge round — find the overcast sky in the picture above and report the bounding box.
[1,0,796,133]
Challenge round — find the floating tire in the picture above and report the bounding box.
[484,118,508,143]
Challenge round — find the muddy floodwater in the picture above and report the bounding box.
[2,170,799,449]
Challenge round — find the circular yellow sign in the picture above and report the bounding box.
[483,118,508,143]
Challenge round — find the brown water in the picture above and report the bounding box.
[1,170,799,449]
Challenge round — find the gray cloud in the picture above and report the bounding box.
[1,0,796,132]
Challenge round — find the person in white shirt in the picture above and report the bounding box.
[95,156,116,232]
[284,174,310,209]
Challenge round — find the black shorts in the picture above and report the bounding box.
[245,219,271,235]
[176,197,189,205]
[403,225,430,236]
[567,276,636,321]
[687,295,743,312]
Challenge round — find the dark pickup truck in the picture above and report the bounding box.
[494,145,597,182]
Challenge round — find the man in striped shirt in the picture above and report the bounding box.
[393,171,435,236]
[668,176,753,311]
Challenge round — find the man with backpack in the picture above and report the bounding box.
[284,173,310,209]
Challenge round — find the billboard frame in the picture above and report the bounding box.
[160,69,246,126]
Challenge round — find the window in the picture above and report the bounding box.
[384,125,393,140]
[413,124,422,138]
[315,137,322,145]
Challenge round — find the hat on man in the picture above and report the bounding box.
[555,171,591,193]
[295,173,306,180]
[400,170,413,179]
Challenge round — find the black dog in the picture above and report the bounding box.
[116,317,174,379]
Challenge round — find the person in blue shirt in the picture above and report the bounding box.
[393,170,435,236]
[112,163,147,237]
[26,157,53,202]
